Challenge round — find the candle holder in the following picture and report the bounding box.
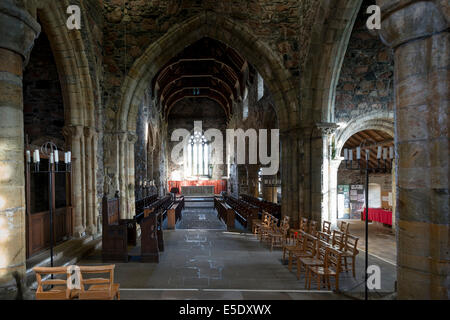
[342,141,394,300]
[27,142,72,274]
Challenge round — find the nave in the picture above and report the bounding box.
[76,199,395,300]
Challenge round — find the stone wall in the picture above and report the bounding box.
[23,29,65,146]
[335,0,394,123]
[102,0,302,129]
[337,168,392,194]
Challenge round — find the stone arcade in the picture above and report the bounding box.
[0,0,447,300]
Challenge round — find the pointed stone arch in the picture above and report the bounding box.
[31,0,99,236]
[115,11,298,133]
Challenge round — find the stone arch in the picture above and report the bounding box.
[31,1,99,236]
[335,111,394,155]
[302,0,363,123]
[35,0,96,128]
[324,111,394,225]
[115,11,298,133]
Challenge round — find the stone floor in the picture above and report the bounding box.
[338,219,396,265]
[78,200,396,300]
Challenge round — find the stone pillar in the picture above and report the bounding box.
[280,129,303,228]
[63,125,85,237]
[91,130,99,231]
[378,0,449,299]
[328,159,342,226]
[118,132,127,219]
[84,127,96,235]
[317,123,339,226]
[0,0,40,288]
[127,132,137,219]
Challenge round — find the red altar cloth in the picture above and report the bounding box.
[168,180,227,195]
[362,208,392,226]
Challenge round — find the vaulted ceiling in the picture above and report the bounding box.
[152,37,248,120]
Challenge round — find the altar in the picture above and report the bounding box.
[168,179,227,195]
[181,185,215,196]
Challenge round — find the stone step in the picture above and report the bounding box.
[25,235,102,289]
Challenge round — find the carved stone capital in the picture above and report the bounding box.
[127,132,138,144]
[316,122,339,136]
[0,0,41,63]
[62,125,84,141]
[377,1,448,48]
[84,127,97,140]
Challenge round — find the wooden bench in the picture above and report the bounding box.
[223,195,259,230]
[214,197,235,229]
[167,196,184,229]
[139,195,172,262]
[78,265,120,300]
[102,194,129,262]
[240,194,281,220]
[34,266,77,300]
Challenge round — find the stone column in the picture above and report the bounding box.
[63,125,85,237]
[0,0,40,288]
[84,127,96,235]
[378,0,449,299]
[91,130,99,231]
[127,132,137,219]
[317,123,339,225]
[280,129,303,228]
[118,132,127,219]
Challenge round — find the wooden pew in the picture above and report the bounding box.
[167,196,184,229]
[240,194,281,220]
[101,194,129,262]
[223,195,259,230]
[214,197,235,229]
[139,195,172,262]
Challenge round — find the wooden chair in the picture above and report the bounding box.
[282,230,305,264]
[265,216,290,251]
[252,212,269,234]
[78,265,120,300]
[322,220,332,234]
[317,231,331,243]
[259,216,278,243]
[331,229,348,251]
[297,239,329,281]
[309,220,318,236]
[34,266,78,300]
[340,234,359,277]
[339,220,350,234]
[288,233,317,272]
[306,246,343,291]
[287,217,307,245]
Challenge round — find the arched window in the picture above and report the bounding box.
[242,87,249,120]
[185,130,210,177]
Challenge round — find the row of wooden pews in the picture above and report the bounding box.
[239,194,281,220]
[167,196,185,229]
[223,195,259,230]
[101,193,180,263]
[214,197,235,229]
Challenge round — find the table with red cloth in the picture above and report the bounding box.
[362,208,392,226]
[168,180,227,195]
